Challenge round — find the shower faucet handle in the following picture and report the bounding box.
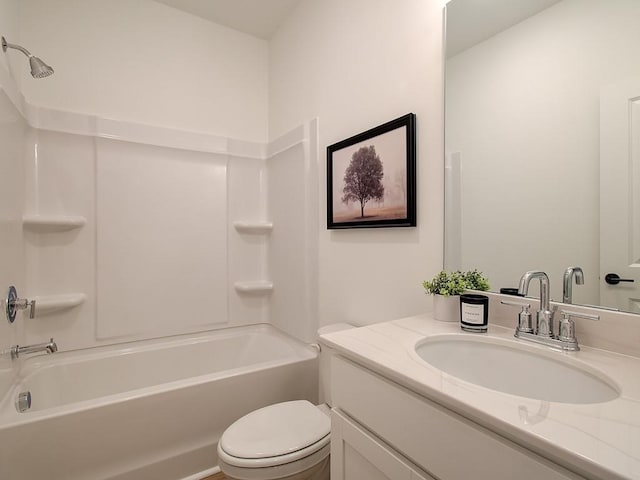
[14,298,36,319]
[5,286,36,323]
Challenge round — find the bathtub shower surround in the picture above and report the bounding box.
[95,138,228,339]
[0,75,319,469]
[12,93,319,351]
[0,81,26,404]
[0,325,319,480]
[267,122,320,344]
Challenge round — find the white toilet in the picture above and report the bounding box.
[217,400,331,480]
[217,324,353,480]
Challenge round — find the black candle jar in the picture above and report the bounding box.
[460,294,489,332]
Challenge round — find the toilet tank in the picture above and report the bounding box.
[317,323,355,405]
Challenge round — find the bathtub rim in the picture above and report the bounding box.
[0,323,318,428]
[18,323,315,371]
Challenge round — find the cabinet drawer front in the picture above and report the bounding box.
[332,409,434,480]
[331,356,582,480]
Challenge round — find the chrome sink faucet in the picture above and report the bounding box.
[518,271,554,337]
[10,338,57,359]
[501,271,599,351]
[562,266,584,304]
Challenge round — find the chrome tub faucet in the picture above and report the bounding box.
[11,338,57,359]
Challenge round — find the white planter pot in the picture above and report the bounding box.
[432,294,461,322]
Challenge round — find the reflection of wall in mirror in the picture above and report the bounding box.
[446,0,640,306]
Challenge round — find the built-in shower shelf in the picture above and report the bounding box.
[234,281,274,294]
[23,214,86,232]
[233,221,273,234]
[34,293,87,316]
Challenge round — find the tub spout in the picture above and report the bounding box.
[11,338,57,359]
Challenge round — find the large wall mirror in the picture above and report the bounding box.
[444,0,640,313]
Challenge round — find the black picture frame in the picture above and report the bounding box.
[327,113,416,229]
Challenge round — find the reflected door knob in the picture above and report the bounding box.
[604,273,635,285]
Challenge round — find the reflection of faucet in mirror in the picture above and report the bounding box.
[563,267,584,304]
[518,401,550,426]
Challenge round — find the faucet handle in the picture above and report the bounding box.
[557,309,599,344]
[13,298,36,319]
[501,300,533,334]
[500,300,530,308]
[559,309,600,322]
[5,286,36,323]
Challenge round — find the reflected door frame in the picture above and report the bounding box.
[600,77,640,312]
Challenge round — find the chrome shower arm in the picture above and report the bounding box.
[1,37,32,57]
[1,35,54,78]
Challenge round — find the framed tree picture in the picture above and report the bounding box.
[327,113,416,229]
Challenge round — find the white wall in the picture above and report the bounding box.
[269,0,445,327]
[0,0,19,73]
[16,0,269,142]
[446,0,640,304]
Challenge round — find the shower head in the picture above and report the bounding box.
[2,36,54,78]
[28,55,54,78]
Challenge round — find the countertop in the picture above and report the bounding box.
[319,314,640,480]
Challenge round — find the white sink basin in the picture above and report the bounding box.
[414,335,619,404]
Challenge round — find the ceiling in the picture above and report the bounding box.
[153,0,562,54]
[446,0,562,58]
[153,0,302,39]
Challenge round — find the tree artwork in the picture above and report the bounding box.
[341,145,384,218]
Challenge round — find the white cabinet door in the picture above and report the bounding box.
[331,409,435,480]
[600,77,640,312]
[331,356,583,480]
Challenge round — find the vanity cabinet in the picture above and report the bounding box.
[331,409,433,480]
[330,355,584,480]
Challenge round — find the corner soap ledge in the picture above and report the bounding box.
[234,281,274,294]
[232,221,273,234]
[23,214,86,232]
[34,293,87,316]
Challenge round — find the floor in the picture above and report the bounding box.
[202,473,226,480]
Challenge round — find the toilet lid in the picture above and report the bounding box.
[219,400,330,460]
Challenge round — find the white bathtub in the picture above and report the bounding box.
[0,324,319,480]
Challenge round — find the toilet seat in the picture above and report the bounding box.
[218,400,330,476]
[218,438,330,480]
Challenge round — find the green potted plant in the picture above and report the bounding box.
[422,270,490,321]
